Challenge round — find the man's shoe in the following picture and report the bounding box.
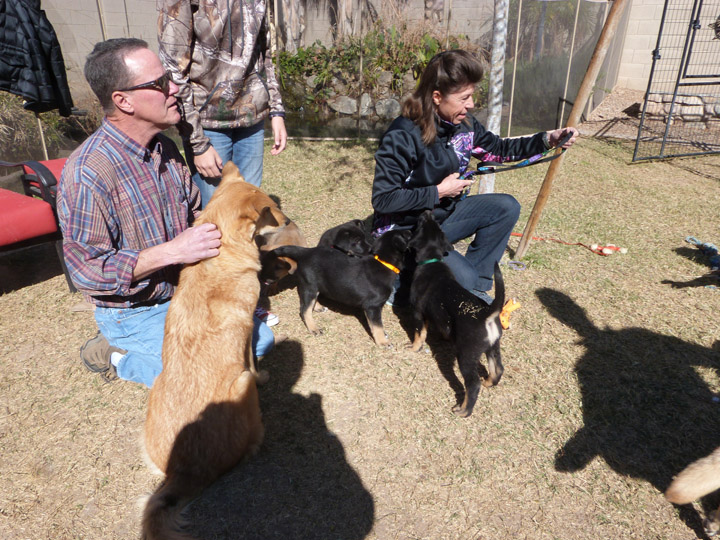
[80,332,125,382]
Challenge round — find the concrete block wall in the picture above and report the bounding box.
[40,0,662,108]
[42,0,159,107]
[617,0,663,91]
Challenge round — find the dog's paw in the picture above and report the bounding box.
[705,509,720,537]
[451,404,472,418]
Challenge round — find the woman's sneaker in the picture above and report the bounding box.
[254,306,279,326]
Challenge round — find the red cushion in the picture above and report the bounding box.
[0,188,57,246]
[22,158,66,183]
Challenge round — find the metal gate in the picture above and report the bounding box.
[633,0,720,161]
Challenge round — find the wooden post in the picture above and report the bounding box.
[514,0,629,259]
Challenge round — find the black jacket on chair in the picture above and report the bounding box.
[0,0,74,116]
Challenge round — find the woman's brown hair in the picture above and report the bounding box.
[402,50,484,145]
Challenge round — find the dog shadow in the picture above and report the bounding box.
[184,340,375,539]
[392,305,481,409]
[661,247,720,289]
[537,288,720,538]
[311,295,383,343]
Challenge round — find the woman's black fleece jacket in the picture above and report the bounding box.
[371,114,547,234]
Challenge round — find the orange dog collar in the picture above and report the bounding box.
[374,255,401,274]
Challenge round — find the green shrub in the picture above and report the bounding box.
[276,22,484,113]
[0,93,101,161]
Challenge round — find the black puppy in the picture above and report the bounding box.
[271,229,410,346]
[317,219,371,257]
[408,210,505,417]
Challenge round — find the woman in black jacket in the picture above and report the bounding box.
[371,50,577,303]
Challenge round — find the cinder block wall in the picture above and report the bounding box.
[617,0,662,91]
[41,0,656,108]
[42,0,159,107]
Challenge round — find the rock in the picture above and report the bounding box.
[360,93,373,117]
[375,98,401,119]
[378,70,393,89]
[328,95,358,115]
[401,71,416,95]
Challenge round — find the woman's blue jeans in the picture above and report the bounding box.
[440,192,521,292]
[95,301,274,388]
[191,121,265,208]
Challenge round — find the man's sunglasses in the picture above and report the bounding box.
[118,71,172,95]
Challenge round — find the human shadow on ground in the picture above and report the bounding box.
[661,247,719,289]
[538,288,720,538]
[184,340,375,539]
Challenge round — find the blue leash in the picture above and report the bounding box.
[461,130,574,180]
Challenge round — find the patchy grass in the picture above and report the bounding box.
[0,135,719,539]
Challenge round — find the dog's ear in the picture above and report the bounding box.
[221,160,243,181]
[443,239,453,257]
[392,230,412,251]
[255,205,282,233]
[407,226,424,252]
[352,219,365,229]
[259,251,293,282]
[278,256,297,274]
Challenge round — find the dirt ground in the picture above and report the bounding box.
[1,88,719,540]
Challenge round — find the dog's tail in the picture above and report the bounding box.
[666,446,720,504]
[141,472,202,540]
[490,261,505,313]
[271,245,309,261]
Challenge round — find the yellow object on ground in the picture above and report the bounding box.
[500,298,521,329]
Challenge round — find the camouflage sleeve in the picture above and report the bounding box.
[157,0,211,155]
[261,16,284,115]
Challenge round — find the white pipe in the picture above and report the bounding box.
[507,0,523,137]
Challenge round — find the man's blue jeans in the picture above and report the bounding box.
[191,121,265,208]
[440,192,521,292]
[95,301,274,388]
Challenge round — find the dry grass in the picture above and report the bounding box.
[1,133,719,540]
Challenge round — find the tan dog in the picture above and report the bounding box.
[256,211,307,291]
[666,446,720,536]
[142,162,289,540]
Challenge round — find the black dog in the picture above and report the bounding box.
[317,218,371,257]
[408,210,505,417]
[271,229,410,346]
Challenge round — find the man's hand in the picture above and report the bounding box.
[167,222,222,265]
[194,146,223,178]
[437,172,473,199]
[270,116,287,156]
[133,223,221,281]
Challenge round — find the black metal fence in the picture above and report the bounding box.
[633,0,720,161]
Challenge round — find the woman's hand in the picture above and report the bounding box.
[270,116,287,156]
[194,146,223,178]
[547,127,579,149]
[437,172,473,199]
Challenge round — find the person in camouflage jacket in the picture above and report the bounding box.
[157,0,286,199]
